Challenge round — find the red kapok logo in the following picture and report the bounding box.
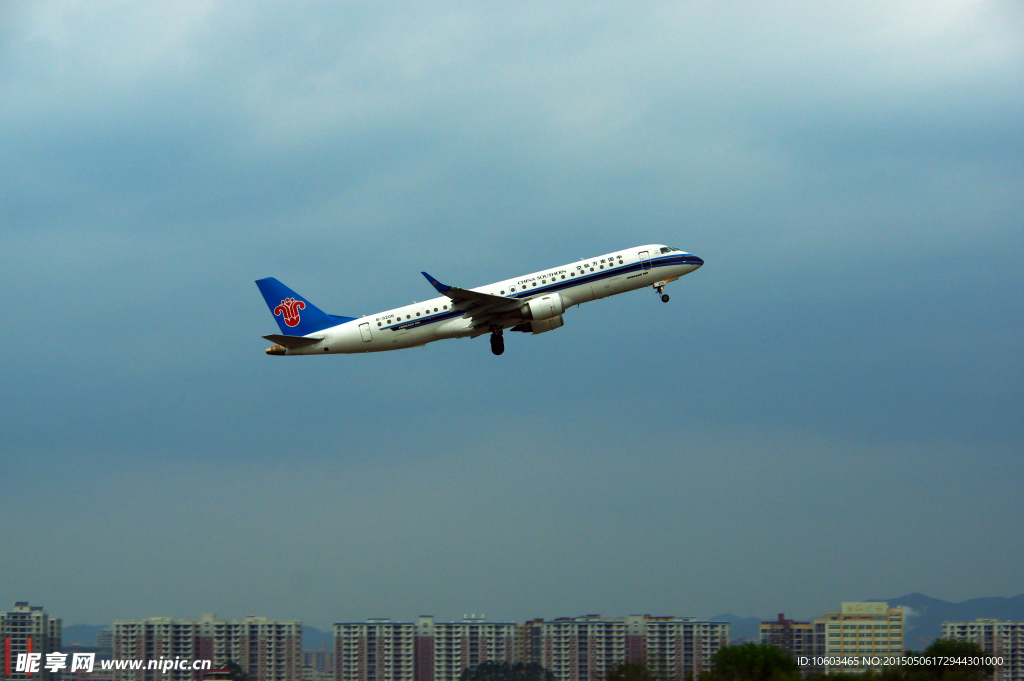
[274,297,306,327]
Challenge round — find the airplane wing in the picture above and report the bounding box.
[421,271,523,332]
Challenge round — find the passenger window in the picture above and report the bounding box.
[434,308,438,312]
[406,315,411,320]
[532,282,537,287]
[561,275,565,279]
[416,312,420,317]
[500,290,505,294]
[377,322,381,326]
[570,273,575,277]
[443,305,448,310]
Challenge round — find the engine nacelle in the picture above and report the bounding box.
[520,293,565,321]
[529,315,564,334]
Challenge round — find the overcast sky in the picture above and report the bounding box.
[2,0,1022,630]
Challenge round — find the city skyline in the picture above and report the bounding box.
[30,592,1024,646]
[10,601,1024,681]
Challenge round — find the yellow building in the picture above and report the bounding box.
[814,602,904,673]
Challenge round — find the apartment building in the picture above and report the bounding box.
[625,615,730,681]
[942,619,1023,681]
[113,614,300,681]
[2,602,62,681]
[334,620,416,681]
[760,614,817,661]
[540,615,626,681]
[418,617,517,681]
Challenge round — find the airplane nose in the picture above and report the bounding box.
[692,255,704,268]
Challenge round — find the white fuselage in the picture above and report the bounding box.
[283,244,702,354]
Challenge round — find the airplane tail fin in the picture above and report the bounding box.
[255,278,353,336]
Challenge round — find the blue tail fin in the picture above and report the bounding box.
[255,278,355,336]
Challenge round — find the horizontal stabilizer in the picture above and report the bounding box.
[262,334,324,349]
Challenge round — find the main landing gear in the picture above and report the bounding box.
[490,330,505,356]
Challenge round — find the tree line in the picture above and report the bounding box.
[458,639,994,681]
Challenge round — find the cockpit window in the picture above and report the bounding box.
[660,247,670,253]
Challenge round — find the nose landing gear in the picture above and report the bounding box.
[654,283,670,303]
[490,330,505,355]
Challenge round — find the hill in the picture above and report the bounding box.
[880,593,1024,648]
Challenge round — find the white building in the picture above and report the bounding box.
[540,615,626,681]
[627,615,729,681]
[1,602,62,681]
[333,620,416,681]
[113,614,300,681]
[942,619,1023,681]
[419,617,517,681]
[536,614,728,681]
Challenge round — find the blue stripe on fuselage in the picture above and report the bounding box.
[376,254,698,332]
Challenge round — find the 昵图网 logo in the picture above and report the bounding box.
[274,297,306,327]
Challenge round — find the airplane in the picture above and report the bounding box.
[256,244,703,356]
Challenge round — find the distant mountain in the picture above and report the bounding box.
[879,593,1024,649]
[302,626,332,650]
[63,624,107,646]
[708,614,764,642]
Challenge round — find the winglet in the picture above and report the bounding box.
[421,271,452,292]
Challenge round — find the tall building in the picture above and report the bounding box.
[760,614,816,661]
[2,602,62,681]
[540,615,626,681]
[625,615,730,681]
[419,617,517,681]
[97,629,114,651]
[941,619,1023,681]
[517,620,544,668]
[813,602,904,673]
[334,617,520,681]
[334,620,416,681]
[113,614,300,681]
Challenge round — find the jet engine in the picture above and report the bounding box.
[512,315,564,334]
[530,315,564,334]
[519,293,565,321]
